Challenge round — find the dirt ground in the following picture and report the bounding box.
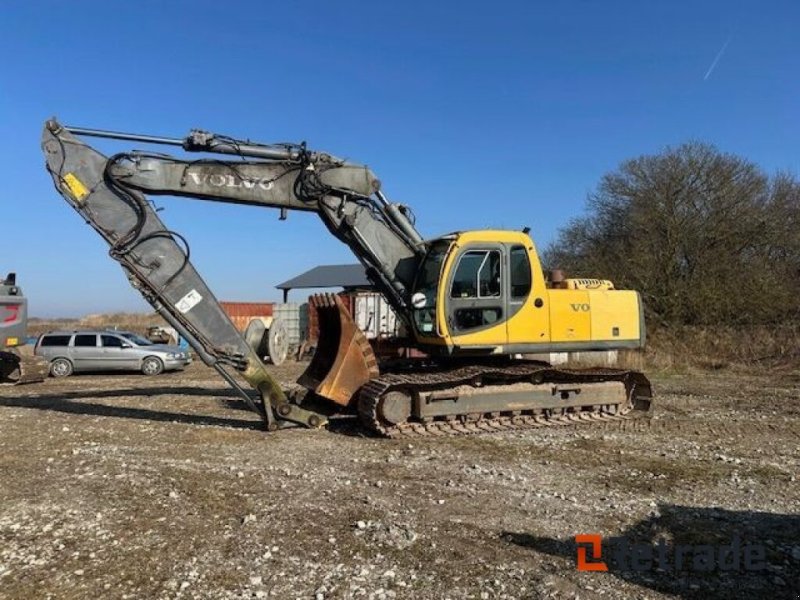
[0,361,798,600]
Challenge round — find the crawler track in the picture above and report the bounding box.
[0,351,48,385]
[358,362,652,438]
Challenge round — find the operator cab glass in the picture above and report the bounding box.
[411,241,451,336]
[448,247,505,332]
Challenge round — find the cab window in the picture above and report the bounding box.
[449,248,504,332]
[412,242,449,335]
[510,245,532,298]
[450,250,501,298]
[454,307,502,330]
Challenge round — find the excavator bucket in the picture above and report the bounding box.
[298,293,380,407]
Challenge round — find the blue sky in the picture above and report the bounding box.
[2,1,797,316]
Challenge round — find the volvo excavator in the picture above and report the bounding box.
[41,119,652,437]
[1,273,48,385]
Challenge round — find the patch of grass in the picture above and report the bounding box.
[624,321,800,373]
[28,312,167,337]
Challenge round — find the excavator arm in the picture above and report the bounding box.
[41,119,426,429]
[45,122,425,314]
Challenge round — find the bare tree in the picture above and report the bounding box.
[545,143,800,326]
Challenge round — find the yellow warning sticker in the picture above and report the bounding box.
[63,172,89,203]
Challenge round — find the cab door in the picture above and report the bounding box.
[505,243,550,346]
[444,244,509,348]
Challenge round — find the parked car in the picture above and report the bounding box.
[34,330,192,378]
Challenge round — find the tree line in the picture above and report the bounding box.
[544,142,800,326]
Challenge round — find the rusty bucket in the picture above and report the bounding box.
[298,294,380,407]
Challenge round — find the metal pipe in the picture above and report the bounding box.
[213,364,273,428]
[198,140,299,161]
[63,125,185,147]
[153,301,268,423]
[376,191,424,246]
[385,203,424,246]
[64,123,301,161]
[58,122,348,165]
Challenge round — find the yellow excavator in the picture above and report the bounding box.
[41,119,651,436]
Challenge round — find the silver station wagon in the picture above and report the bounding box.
[35,330,191,377]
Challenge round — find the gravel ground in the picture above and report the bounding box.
[0,361,798,599]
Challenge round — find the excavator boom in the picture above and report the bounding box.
[41,119,426,428]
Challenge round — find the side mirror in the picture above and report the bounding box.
[120,343,132,349]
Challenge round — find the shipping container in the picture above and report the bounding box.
[220,301,273,332]
[306,292,399,343]
[351,292,398,339]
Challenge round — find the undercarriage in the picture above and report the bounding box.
[356,360,652,437]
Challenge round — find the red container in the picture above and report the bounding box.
[220,301,274,332]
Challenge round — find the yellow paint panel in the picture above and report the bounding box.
[548,289,641,344]
[548,290,591,342]
[449,320,507,348]
[506,244,550,344]
[505,301,550,344]
[63,172,89,203]
[455,230,532,245]
[588,290,640,342]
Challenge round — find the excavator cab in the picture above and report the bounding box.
[410,229,645,357]
[410,231,551,354]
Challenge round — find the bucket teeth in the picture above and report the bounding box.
[297,293,379,406]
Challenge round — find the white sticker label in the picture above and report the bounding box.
[175,289,203,314]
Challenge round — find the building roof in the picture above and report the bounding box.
[276,264,371,291]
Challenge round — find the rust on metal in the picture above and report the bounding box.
[219,301,274,332]
[298,293,380,406]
